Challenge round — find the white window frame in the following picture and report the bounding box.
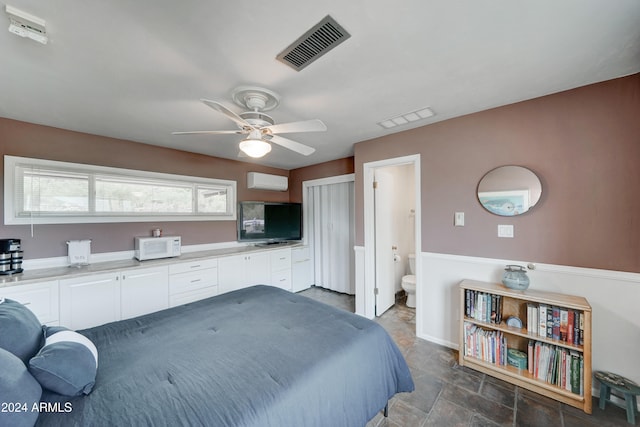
[4,155,237,224]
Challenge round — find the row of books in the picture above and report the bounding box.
[464,290,503,324]
[527,340,584,395]
[463,322,507,365]
[526,303,584,346]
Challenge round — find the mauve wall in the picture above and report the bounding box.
[288,157,354,203]
[354,74,640,273]
[0,118,290,259]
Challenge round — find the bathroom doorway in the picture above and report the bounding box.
[363,155,421,320]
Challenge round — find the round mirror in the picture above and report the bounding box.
[477,166,542,216]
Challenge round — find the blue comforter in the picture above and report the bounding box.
[37,285,414,426]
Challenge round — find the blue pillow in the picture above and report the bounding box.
[0,347,42,427]
[0,298,43,364]
[29,326,98,396]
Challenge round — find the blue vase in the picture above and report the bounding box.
[502,265,530,290]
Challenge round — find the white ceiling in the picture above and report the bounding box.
[2,1,640,170]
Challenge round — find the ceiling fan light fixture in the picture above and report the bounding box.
[239,138,272,158]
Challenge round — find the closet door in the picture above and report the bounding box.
[309,181,354,294]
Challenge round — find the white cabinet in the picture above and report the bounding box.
[218,252,269,295]
[0,280,59,325]
[60,266,168,330]
[169,258,218,307]
[60,272,121,330]
[121,266,169,319]
[270,248,292,291]
[292,246,314,292]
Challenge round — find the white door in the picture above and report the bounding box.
[245,252,270,286]
[308,181,355,294]
[374,169,396,316]
[121,266,169,320]
[59,273,121,330]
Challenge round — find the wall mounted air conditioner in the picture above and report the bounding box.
[247,172,288,191]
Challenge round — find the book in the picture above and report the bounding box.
[491,294,498,323]
[567,310,574,344]
[579,312,584,346]
[559,308,568,341]
[538,304,547,337]
[546,306,553,339]
[570,352,580,394]
[527,340,534,374]
[552,306,560,340]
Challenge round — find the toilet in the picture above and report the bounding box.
[401,254,416,308]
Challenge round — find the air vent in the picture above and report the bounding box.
[276,15,350,71]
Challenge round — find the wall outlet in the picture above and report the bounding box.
[498,224,514,238]
[454,212,465,226]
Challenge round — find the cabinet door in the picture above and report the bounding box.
[292,246,313,292]
[121,266,169,320]
[60,273,120,330]
[246,252,270,286]
[0,280,59,324]
[218,255,246,295]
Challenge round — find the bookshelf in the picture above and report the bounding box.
[459,279,592,414]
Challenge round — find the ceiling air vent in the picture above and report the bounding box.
[276,15,350,71]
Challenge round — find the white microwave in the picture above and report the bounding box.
[134,236,181,261]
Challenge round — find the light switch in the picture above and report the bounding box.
[454,212,465,226]
[498,224,514,238]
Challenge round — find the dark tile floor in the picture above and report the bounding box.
[299,286,632,427]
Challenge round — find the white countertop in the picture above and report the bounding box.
[0,242,300,288]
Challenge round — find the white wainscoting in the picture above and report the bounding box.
[420,251,640,397]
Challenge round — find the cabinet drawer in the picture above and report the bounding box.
[270,249,291,272]
[169,258,218,275]
[169,286,218,307]
[169,268,218,295]
[292,246,310,262]
[0,281,59,324]
[271,270,292,291]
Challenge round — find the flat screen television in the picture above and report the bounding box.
[238,201,302,243]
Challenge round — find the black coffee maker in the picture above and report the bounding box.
[0,238,23,275]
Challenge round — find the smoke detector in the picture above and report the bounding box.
[5,5,48,45]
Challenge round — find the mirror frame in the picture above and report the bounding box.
[477,165,542,216]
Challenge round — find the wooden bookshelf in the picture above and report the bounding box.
[459,279,592,414]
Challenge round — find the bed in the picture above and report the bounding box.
[35,285,414,426]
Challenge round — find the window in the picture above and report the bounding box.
[4,156,236,224]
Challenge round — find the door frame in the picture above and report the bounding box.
[363,155,421,323]
[301,173,355,246]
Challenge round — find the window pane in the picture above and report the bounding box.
[21,169,89,214]
[197,186,228,214]
[96,177,193,214]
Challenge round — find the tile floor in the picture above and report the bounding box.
[299,286,632,427]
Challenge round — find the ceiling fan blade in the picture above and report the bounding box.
[269,135,315,156]
[200,99,254,129]
[266,119,327,135]
[172,130,246,135]
[171,129,248,135]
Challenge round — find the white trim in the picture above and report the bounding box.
[423,252,640,282]
[301,173,355,246]
[302,173,355,188]
[4,155,237,224]
[420,251,640,406]
[362,155,421,325]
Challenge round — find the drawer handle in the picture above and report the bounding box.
[280,257,286,260]
[190,265,201,269]
[279,279,286,282]
[190,279,202,283]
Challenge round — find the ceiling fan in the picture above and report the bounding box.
[172,86,326,158]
